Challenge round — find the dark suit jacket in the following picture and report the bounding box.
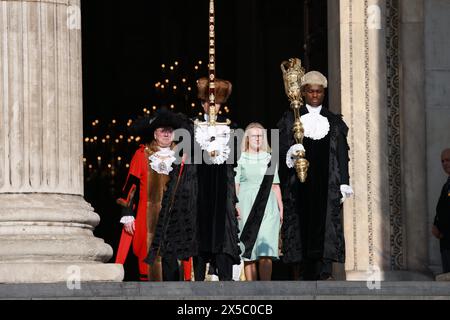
[434,178,450,250]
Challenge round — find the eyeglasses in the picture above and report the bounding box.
[249,135,263,139]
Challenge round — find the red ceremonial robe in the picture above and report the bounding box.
[116,144,192,281]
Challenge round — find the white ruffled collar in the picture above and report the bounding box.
[306,104,323,114]
[300,106,330,141]
[149,147,176,175]
[195,124,231,165]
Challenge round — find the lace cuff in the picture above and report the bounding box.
[120,216,135,225]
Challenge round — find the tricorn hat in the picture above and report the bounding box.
[197,77,232,104]
[129,108,184,144]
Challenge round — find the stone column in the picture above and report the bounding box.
[399,0,430,276]
[329,0,433,280]
[424,0,450,276]
[0,0,123,282]
[339,0,392,281]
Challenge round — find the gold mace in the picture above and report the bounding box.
[195,0,230,158]
[281,58,309,183]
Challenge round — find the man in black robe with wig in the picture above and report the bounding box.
[278,71,353,280]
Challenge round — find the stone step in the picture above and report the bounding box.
[1,282,450,300]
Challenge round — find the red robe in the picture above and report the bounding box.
[116,145,151,279]
[116,144,191,281]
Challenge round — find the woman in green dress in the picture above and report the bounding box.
[235,123,284,281]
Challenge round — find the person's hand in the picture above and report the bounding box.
[124,221,136,236]
[340,185,354,204]
[236,205,241,220]
[432,225,443,240]
[286,144,306,169]
[280,208,284,225]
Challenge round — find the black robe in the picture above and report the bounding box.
[434,179,450,251]
[193,115,241,264]
[144,161,199,264]
[146,115,241,265]
[278,106,350,264]
[144,115,199,264]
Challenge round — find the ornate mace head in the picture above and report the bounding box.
[281,58,309,183]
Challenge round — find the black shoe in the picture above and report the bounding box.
[319,273,335,281]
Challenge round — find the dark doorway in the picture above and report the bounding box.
[81,0,328,281]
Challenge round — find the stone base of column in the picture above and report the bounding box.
[346,270,434,281]
[0,194,124,283]
[0,263,123,284]
[436,273,450,281]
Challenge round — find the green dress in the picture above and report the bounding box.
[235,152,281,261]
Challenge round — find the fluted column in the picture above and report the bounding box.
[337,0,392,280]
[329,0,432,280]
[0,0,123,282]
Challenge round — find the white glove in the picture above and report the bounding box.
[340,185,354,204]
[120,216,135,225]
[286,144,306,169]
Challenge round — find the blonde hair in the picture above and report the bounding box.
[241,122,271,153]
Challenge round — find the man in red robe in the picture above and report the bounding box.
[115,109,186,281]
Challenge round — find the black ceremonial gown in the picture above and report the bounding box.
[144,161,198,265]
[278,106,350,265]
[146,116,241,269]
[193,115,241,265]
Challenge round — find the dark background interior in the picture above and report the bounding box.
[81,0,328,280]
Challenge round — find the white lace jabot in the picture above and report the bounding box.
[149,147,176,175]
[301,105,330,141]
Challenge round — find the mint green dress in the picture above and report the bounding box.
[235,152,281,262]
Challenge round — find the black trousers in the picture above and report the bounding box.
[194,254,234,281]
[441,249,450,274]
[162,256,181,281]
[301,258,333,280]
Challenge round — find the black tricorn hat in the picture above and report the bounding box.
[129,108,185,144]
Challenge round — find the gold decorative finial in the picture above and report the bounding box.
[281,58,309,183]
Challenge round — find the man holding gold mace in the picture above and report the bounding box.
[278,67,353,280]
